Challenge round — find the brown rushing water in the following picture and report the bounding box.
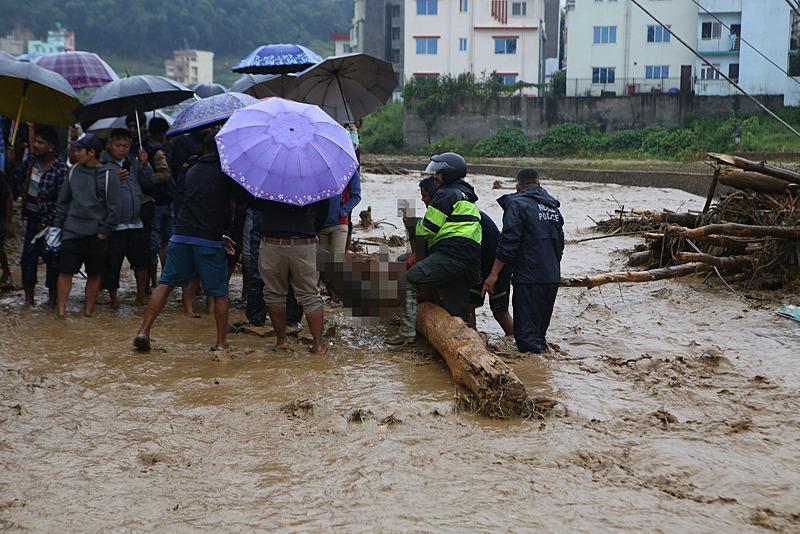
[2,174,800,532]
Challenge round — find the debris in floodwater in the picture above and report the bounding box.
[281,398,314,418]
[379,413,402,426]
[430,409,445,417]
[652,409,678,428]
[347,408,373,423]
[138,451,176,467]
[521,397,558,420]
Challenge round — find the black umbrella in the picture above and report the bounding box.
[190,82,227,98]
[0,59,80,144]
[77,75,194,145]
[289,53,398,124]
[229,73,299,99]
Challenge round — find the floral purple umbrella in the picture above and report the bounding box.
[33,51,118,89]
[216,98,358,206]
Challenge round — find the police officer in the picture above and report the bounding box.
[389,152,482,345]
[483,168,564,353]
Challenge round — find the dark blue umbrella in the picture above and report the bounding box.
[166,92,258,137]
[189,82,227,98]
[232,44,322,75]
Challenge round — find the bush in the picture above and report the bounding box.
[359,101,404,154]
[638,126,698,159]
[471,127,530,157]
[420,135,463,155]
[529,123,592,156]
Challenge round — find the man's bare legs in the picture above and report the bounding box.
[56,274,72,317]
[83,275,102,316]
[493,310,514,337]
[137,283,174,340]
[212,296,228,349]
[268,305,288,349]
[306,307,326,356]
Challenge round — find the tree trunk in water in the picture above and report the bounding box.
[617,209,701,228]
[717,168,794,194]
[627,250,653,266]
[673,223,800,240]
[675,252,752,269]
[708,153,800,184]
[560,262,715,288]
[416,302,528,418]
[359,206,375,229]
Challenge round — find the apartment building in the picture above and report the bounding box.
[403,0,546,95]
[695,0,797,102]
[565,0,697,96]
[350,0,405,85]
[165,50,214,86]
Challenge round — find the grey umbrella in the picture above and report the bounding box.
[190,82,227,98]
[229,73,299,99]
[77,75,193,145]
[288,53,397,123]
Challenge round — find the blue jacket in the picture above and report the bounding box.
[323,171,361,227]
[496,185,564,285]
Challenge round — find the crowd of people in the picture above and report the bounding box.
[1,114,563,356]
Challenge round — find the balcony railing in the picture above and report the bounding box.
[698,34,740,54]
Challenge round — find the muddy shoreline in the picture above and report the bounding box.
[2,174,799,532]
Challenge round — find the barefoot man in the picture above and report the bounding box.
[134,133,235,354]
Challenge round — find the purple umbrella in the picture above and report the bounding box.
[216,98,359,206]
[33,51,118,89]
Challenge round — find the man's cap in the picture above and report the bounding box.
[70,133,104,154]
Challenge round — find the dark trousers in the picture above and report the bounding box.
[103,229,149,290]
[246,210,302,325]
[406,252,478,322]
[20,214,59,289]
[512,283,559,353]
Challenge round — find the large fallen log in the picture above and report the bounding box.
[416,302,528,418]
[618,209,701,228]
[717,168,795,194]
[675,252,752,269]
[709,153,800,184]
[560,262,715,288]
[672,223,800,240]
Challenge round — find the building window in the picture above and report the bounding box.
[459,38,468,51]
[494,37,518,54]
[392,4,401,17]
[728,63,739,82]
[512,2,526,16]
[417,0,437,15]
[459,0,468,12]
[592,67,615,84]
[392,27,401,40]
[647,25,671,43]
[392,48,400,62]
[645,65,669,79]
[593,26,617,44]
[701,22,722,40]
[700,63,721,80]
[497,74,518,85]
[416,37,438,54]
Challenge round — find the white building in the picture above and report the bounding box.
[695,0,799,103]
[403,0,546,95]
[165,50,214,86]
[565,0,698,96]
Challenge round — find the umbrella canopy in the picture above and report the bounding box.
[33,51,118,89]
[0,51,15,62]
[15,52,44,62]
[190,82,227,98]
[167,92,258,137]
[0,60,79,142]
[230,73,299,99]
[289,53,398,124]
[232,44,322,75]
[77,75,194,123]
[216,98,359,206]
[87,110,173,138]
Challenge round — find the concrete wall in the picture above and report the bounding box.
[403,93,785,146]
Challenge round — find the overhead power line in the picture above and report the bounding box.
[688,0,800,88]
[628,0,800,140]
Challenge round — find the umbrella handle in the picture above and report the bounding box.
[134,107,143,149]
[10,80,28,146]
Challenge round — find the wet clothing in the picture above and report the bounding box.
[99,151,153,229]
[323,172,361,227]
[259,199,329,239]
[159,240,228,296]
[53,163,121,239]
[142,136,174,205]
[496,186,564,285]
[415,179,481,268]
[20,213,59,288]
[59,235,109,276]
[469,211,510,313]
[513,283,559,353]
[174,154,233,242]
[496,185,564,353]
[103,228,150,289]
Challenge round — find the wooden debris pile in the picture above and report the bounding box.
[568,154,800,289]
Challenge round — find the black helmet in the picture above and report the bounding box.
[425,152,467,184]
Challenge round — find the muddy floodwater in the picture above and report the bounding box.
[2,173,800,532]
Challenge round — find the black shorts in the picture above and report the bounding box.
[470,268,511,313]
[59,236,109,276]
